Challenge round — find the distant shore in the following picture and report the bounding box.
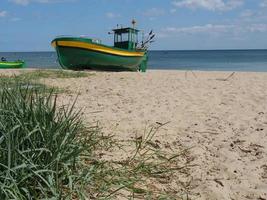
[1,69,267,199]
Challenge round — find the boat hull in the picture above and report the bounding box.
[0,61,25,69]
[52,38,147,71]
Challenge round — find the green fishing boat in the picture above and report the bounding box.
[52,20,154,72]
[0,60,25,69]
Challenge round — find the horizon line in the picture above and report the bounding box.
[1,48,267,53]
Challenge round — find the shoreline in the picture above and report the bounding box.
[2,68,267,73]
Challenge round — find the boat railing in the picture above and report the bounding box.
[55,35,102,44]
[91,38,102,44]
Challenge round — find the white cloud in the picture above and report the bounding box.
[164,24,235,34]
[143,8,165,17]
[260,0,267,7]
[248,24,267,32]
[160,23,267,37]
[9,0,75,6]
[10,17,21,21]
[237,7,267,24]
[170,8,177,14]
[240,10,254,18]
[0,11,7,17]
[10,0,35,5]
[172,0,244,11]
[142,8,166,21]
[106,12,120,19]
[0,10,21,22]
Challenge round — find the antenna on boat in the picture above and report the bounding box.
[139,30,155,49]
[132,19,136,29]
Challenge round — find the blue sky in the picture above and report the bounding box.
[0,0,267,51]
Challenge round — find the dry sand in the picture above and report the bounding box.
[3,69,267,199]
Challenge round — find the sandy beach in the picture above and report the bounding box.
[42,70,266,200]
[2,69,267,199]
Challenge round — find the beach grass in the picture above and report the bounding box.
[16,69,93,80]
[0,81,106,199]
[0,69,92,94]
[0,78,192,199]
[96,126,193,199]
[0,69,92,80]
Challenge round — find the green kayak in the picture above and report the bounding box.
[0,61,25,69]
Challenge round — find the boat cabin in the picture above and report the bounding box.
[113,27,139,50]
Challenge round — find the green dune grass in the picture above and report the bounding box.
[0,76,193,199]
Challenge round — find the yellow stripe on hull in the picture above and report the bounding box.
[52,41,144,57]
[0,62,23,66]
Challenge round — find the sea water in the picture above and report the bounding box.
[1,49,267,72]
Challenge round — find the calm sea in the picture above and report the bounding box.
[1,49,267,72]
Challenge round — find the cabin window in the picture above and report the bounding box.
[115,33,129,43]
[114,34,118,43]
[132,33,138,43]
[121,33,129,42]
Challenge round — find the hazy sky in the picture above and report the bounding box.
[1,0,267,51]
